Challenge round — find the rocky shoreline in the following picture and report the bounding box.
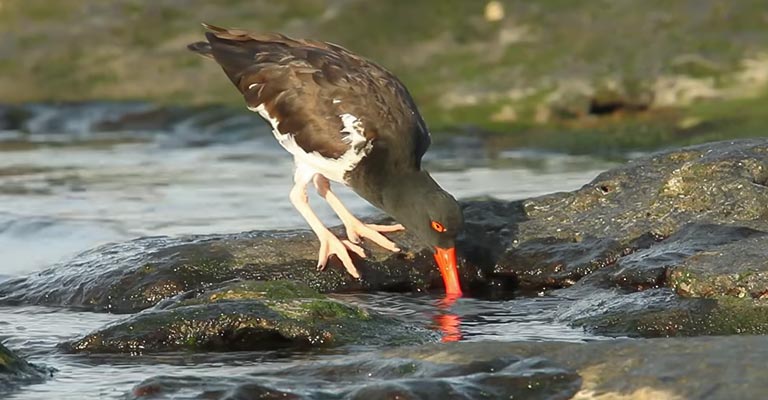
[3,138,768,397]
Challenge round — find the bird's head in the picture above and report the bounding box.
[382,171,464,295]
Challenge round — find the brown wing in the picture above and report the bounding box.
[189,24,430,166]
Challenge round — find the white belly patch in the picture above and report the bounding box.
[248,104,372,184]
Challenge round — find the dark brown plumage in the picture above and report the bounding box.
[189,24,464,295]
[189,23,429,167]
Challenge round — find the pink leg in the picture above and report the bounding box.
[290,166,365,278]
[313,174,404,252]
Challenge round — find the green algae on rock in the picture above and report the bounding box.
[667,234,768,299]
[0,342,49,393]
[494,139,768,291]
[559,288,767,337]
[0,227,476,313]
[63,280,437,354]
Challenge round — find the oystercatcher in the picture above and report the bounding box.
[189,24,464,294]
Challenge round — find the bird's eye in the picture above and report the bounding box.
[430,220,446,233]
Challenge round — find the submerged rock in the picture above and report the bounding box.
[128,334,768,399]
[391,335,768,400]
[129,354,579,400]
[63,280,437,353]
[0,342,49,393]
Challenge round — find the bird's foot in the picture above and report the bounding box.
[344,222,404,252]
[316,229,366,278]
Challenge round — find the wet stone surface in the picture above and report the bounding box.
[62,280,437,354]
[390,335,768,400]
[0,228,482,313]
[129,354,580,400]
[0,342,49,394]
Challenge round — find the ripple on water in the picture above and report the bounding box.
[1,293,606,399]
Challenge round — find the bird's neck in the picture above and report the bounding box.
[379,170,439,216]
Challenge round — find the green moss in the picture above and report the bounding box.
[260,280,323,300]
[298,299,371,321]
[705,297,768,334]
[266,298,370,321]
[668,269,697,296]
[0,345,16,369]
[669,264,768,300]
[67,298,433,353]
[172,280,324,310]
[581,297,768,337]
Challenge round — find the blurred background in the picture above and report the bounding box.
[0,0,767,273]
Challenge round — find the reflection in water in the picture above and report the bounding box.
[334,292,602,344]
[434,313,463,342]
[435,293,463,342]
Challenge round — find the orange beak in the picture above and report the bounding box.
[434,247,462,295]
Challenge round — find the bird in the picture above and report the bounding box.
[188,24,464,295]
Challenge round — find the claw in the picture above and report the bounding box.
[316,229,361,278]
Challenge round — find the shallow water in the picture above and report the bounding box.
[2,294,601,399]
[0,105,616,398]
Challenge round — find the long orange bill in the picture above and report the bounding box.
[434,247,462,295]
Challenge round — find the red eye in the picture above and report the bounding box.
[431,221,446,233]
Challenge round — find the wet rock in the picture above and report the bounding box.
[0,224,487,313]
[554,287,768,337]
[606,223,766,291]
[93,104,265,146]
[0,101,263,148]
[495,139,768,293]
[391,335,768,400]
[62,280,437,353]
[89,105,190,132]
[0,105,33,131]
[129,334,768,399]
[19,102,155,135]
[546,223,768,337]
[129,354,579,400]
[667,234,768,299]
[0,342,49,393]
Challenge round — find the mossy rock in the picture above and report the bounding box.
[565,289,768,337]
[167,279,325,308]
[493,139,768,290]
[0,227,475,313]
[667,234,768,299]
[0,342,49,392]
[63,281,437,354]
